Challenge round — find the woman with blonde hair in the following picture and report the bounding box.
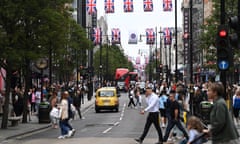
[58,91,70,139]
[180,116,205,144]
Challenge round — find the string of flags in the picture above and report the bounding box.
[87,0,174,45]
[87,0,173,15]
[92,27,174,46]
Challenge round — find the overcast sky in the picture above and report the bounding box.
[96,0,183,60]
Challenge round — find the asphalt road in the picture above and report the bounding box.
[5,92,183,144]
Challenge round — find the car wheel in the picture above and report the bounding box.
[95,108,100,113]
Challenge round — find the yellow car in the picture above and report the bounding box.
[95,87,120,113]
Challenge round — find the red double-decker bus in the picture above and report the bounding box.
[115,68,129,91]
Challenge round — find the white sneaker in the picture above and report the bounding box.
[67,130,73,137]
[58,135,65,139]
[71,129,76,136]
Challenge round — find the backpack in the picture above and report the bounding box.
[233,97,240,109]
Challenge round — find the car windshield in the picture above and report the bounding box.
[99,91,114,97]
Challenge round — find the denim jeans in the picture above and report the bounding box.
[59,119,69,135]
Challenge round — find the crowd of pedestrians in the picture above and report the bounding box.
[131,80,240,144]
[0,82,90,139]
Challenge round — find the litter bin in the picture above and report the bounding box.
[200,101,213,125]
[38,101,51,123]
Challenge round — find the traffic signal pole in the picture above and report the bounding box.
[220,0,227,99]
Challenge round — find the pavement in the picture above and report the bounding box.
[0,96,95,142]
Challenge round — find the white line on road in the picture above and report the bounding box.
[102,127,112,133]
[114,122,119,126]
[102,103,126,134]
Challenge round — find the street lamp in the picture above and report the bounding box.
[35,58,48,102]
[139,34,152,82]
[106,37,110,81]
[158,29,164,82]
[99,64,102,87]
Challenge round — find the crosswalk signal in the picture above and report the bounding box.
[216,25,232,71]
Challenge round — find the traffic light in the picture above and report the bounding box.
[228,16,239,48]
[216,25,232,71]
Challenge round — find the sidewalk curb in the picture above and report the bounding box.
[5,124,52,140]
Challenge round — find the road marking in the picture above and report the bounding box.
[102,127,112,133]
[114,122,119,126]
[120,103,126,121]
[102,103,126,134]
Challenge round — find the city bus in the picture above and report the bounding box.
[115,68,129,91]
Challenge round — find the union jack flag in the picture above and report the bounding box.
[111,28,121,44]
[163,27,172,45]
[163,0,172,11]
[87,0,97,15]
[146,28,155,45]
[143,0,153,12]
[105,0,114,13]
[92,28,102,45]
[124,0,133,12]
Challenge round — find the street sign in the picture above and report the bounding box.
[218,60,229,70]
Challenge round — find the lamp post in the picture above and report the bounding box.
[99,43,102,87]
[158,29,164,82]
[139,34,152,82]
[106,37,110,81]
[35,58,48,102]
[175,0,178,83]
[149,44,152,82]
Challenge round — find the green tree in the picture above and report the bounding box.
[93,44,133,81]
[200,0,239,70]
[0,0,88,128]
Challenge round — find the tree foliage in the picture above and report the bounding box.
[200,0,239,69]
[93,44,134,80]
[0,0,92,128]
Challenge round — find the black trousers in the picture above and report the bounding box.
[128,98,135,107]
[140,112,163,142]
[163,119,188,141]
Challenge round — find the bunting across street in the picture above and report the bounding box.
[111,28,121,44]
[163,27,172,45]
[146,28,155,45]
[105,0,115,13]
[92,28,102,45]
[123,0,134,12]
[163,0,172,11]
[87,0,97,15]
[85,1,175,44]
[143,0,153,12]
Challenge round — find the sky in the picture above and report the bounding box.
[96,0,183,62]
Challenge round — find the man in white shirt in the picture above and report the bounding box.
[135,87,163,144]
